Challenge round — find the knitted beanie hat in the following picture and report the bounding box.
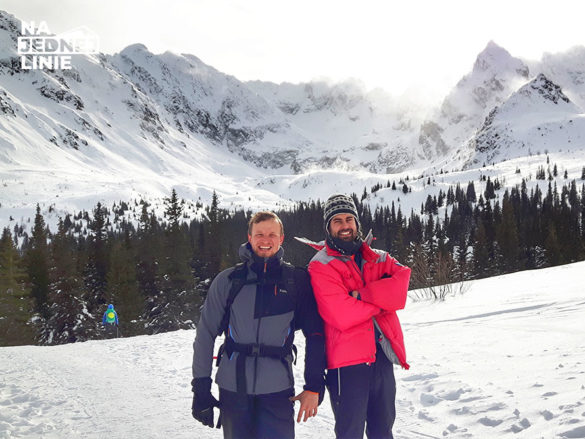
[323,194,360,233]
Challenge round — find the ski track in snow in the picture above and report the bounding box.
[1,262,585,438]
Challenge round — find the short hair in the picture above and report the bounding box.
[248,211,284,235]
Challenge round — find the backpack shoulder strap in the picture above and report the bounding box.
[281,263,301,366]
[280,262,297,292]
[219,262,249,336]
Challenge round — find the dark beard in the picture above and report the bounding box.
[326,234,363,256]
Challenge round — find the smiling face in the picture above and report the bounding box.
[248,218,284,258]
[329,213,358,241]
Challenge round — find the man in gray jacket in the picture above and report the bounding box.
[192,211,326,439]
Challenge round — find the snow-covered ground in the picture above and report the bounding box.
[1,261,585,438]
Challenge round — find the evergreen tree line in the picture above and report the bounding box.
[1,179,585,347]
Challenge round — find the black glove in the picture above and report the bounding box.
[191,377,219,428]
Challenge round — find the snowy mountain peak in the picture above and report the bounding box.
[465,73,583,166]
[444,41,530,116]
[523,73,570,105]
[421,42,532,165]
[118,43,150,56]
[0,10,19,33]
[473,40,529,78]
[0,10,21,60]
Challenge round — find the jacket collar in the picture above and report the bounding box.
[238,242,284,273]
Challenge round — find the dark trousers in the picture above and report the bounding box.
[326,349,396,439]
[219,388,294,439]
[103,324,118,339]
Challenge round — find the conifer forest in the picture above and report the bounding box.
[1,175,585,346]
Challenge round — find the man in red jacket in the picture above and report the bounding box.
[301,194,411,439]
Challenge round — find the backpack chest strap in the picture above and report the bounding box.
[225,334,295,394]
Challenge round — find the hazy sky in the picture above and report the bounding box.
[3,0,584,103]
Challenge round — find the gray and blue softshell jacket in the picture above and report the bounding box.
[192,243,326,395]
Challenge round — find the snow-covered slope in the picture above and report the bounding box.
[1,260,584,438]
[0,10,294,222]
[0,9,416,181]
[109,44,316,171]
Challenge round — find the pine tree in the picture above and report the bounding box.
[484,177,496,200]
[0,228,35,346]
[466,182,477,203]
[579,184,585,259]
[136,204,162,333]
[151,190,195,332]
[581,184,585,251]
[206,191,223,277]
[497,193,520,270]
[533,245,547,268]
[424,195,434,214]
[0,228,26,295]
[471,222,490,279]
[28,204,50,317]
[409,243,431,292]
[361,187,368,201]
[544,226,562,266]
[106,233,143,337]
[86,202,109,309]
[446,186,455,205]
[164,189,184,230]
[454,234,469,281]
[437,190,445,208]
[424,215,435,253]
[391,226,408,265]
[42,218,89,344]
[138,202,150,233]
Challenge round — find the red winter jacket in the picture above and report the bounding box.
[300,235,411,370]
